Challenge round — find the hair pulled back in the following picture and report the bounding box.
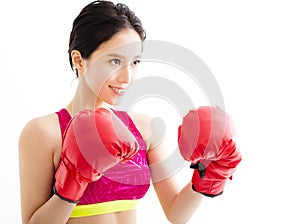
[68,0,146,76]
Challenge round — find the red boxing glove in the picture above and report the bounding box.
[178,106,242,197]
[54,108,138,203]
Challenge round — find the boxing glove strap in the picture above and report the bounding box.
[191,184,223,197]
[53,186,79,204]
[190,162,206,179]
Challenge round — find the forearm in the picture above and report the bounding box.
[26,195,75,224]
[166,182,204,224]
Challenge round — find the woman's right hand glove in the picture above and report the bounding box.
[54,108,139,203]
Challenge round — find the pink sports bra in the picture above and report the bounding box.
[55,108,151,217]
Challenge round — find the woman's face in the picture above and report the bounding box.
[81,29,142,106]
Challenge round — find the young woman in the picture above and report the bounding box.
[18,1,204,224]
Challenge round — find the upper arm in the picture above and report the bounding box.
[18,117,58,223]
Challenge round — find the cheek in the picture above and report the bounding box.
[84,62,117,95]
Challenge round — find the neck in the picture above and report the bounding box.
[66,78,111,116]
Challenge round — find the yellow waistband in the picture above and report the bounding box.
[70,199,139,218]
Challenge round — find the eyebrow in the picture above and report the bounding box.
[106,53,141,59]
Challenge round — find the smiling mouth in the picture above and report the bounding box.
[109,85,126,95]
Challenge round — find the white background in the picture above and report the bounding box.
[1,0,300,223]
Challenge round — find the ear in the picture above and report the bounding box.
[71,50,86,77]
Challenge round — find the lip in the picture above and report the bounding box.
[109,85,127,95]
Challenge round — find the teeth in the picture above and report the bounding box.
[110,86,125,94]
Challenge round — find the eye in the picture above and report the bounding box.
[110,58,121,65]
[132,59,141,67]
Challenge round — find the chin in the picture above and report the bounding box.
[102,97,121,106]
[99,95,125,108]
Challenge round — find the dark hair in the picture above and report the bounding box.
[68,0,146,77]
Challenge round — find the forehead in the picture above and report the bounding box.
[93,29,143,60]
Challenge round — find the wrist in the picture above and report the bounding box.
[191,184,223,198]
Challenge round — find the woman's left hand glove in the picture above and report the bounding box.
[178,106,242,197]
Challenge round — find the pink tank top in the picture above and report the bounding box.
[55,108,151,205]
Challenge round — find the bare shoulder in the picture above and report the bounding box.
[129,111,152,126]
[19,113,61,144]
[129,111,166,153]
[129,112,152,150]
[19,113,61,159]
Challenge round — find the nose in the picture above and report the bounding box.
[117,64,132,85]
